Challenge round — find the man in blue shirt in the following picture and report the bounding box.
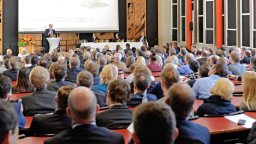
[228,51,246,77]
[181,53,194,75]
[192,63,228,99]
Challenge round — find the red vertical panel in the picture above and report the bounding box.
[216,0,223,48]
[187,0,192,50]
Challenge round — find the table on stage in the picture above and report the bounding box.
[81,42,145,50]
[46,37,61,53]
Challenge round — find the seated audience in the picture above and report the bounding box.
[3,56,19,81]
[208,48,214,56]
[187,64,211,88]
[132,102,178,144]
[240,50,252,64]
[24,55,31,67]
[28,55,39,71]
[18,48,29,57]
[119,50,127,64]
[193,63,228,99]
[126,63,136,84]
[127,73,157,107]
[155,65,180,101]
[178,48,187,63]
[98,56,107,75]
[12,67,34,93]
[77,71,106,107]
[228,51,246,77]
[65,57,84,82]
[47,64,75,92]
[165,83,210,144]
[156,55,163,68]
[136,56,147,66]
[123,56,135,73]
[39,57,48,69]
[96,79,132,129]
[44,53,52,66]
[44,87,124,144]
[0,100,18,144]
[7,49,13,56]
[240,72,256,112]
[21,66,57,116]
[197,50,209,66]
[147,54,162,72]
[26,86,74,136]
[0,75,26,130]
[111,53,126,70]
[85,61,101,85]
[81,52,91,65]
[93,65,118,94]
[181,53,194,74]
[186,60,200,80]
[197,78,236,116]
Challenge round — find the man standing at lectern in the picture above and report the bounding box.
[137,32,147,42]
[45,24,56,38]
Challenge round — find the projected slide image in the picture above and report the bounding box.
[81,0,110,8]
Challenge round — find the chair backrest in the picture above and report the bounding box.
[203,110,244,117]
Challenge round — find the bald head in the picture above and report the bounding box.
[166,83,195,119]
[68,87,97,123]
[185,53,194,64]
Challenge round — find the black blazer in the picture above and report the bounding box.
[247,122,256,144]
[91,37,100,42]
[45,29,57,38]
[127,93,157,107]
[44,124,124,144]
[28,65,37,72]
[136,36,147,42]
[197,58,207,66]
[3,68,18,81]
[47,80,76,92]
[96,105,133,129]
[65,68,85,82]
[91,88,106,107]
[21,88,57,116]
[26,110,72,136]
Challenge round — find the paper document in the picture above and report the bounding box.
[180,76,185,79]
[225,114,256,128]
[127,123,134,133]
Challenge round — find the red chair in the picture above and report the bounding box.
[10,92,33,102]
[12,81,17,85]
[112,129,132,144]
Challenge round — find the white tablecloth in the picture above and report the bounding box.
[81,42,145,51]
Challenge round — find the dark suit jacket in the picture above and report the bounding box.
[26,110,72,136]
[127,92,157,107]
[98,66,104,76]
[21,88,57,116]
[3,68,18,81]
[28,64,37,72]
[65,68,84,82]
[124,48,131,53]
[136,36,147,42]
[174,118,210,144]
[93,76,101,85]
[197,58,207,66]
[178,55,185,63]
[44,124,124,144]
[147,62,162,72]
[91,37,99,42]
[11,102,26,130]
[96,105,133,129]
[247,122,256,144]
[91,88,106,107]
[240,56,252,64]
[47,80,76,92]
[121,57,127,64]
[148,83,163,100]
[45,29,57,38]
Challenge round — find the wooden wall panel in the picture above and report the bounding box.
[95,32,114,40]
[58,33,79,49]
[127,0,146,39]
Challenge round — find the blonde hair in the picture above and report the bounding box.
[168,55,179,66]
[7,49,12,55]
[29,66,49,89]
[104,45,110,50]
[210,78,234,101]
[100,64,118,85]
[136,56,146,66]
[156,55,163,67]
[207,56,213,65]
[84,60,93,70]
[242,72,256,110]
[165,63,177,69]
[134,65,152,83]
[83,52,91,60]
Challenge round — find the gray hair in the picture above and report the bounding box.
[118,50,125,58]
[95,52,103,61]
[114,53,122,61]
[145,51,151,57]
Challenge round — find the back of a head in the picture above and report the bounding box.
[70,57,80,68]
[214,63,228,77]
[57,85,75,110]
[44,53,51,61]
[64,53,71,61]
[181,49,187,56]
[95,52,103,61]
[4,59,10,69]
[230,51,241,63]
[128,50,134,56]
[149,53,156,62]
[100,65,118,84]
[133,102,176,144]
[218,57,227,65]
[185,53,194,62]
[108,79,130,104]
[133,73,149,92]
[202,50,209,58]
[212,55,219,65]
[208,48,214,54]
[29,66,49,89]
[9,56,18,68]
[161,65,180,89]
[134,65,152,82]
[245,50,252,57]
[3,54,12,61]
[86,62,99,77]
[220,47,226,52]
[166,83,195,119]
[114,53,122,62]
[30,55,39,65]
[68,87,97,122]
[53,63,67,81]
[25,56,30,64]
[91,50,97,59]
[77,71,93,87]
[242,72,256,106]
[0,100,18,144]
[39,58,48,68]
[210,78,234,101]
[0,75,11,99]
[199,64,211,77]
[164,59,175,66]
[188,60,200,72]
[99,56,107,66]
[40,47,45,54]
[250,56,256,70]
[51,54,58,62]
[126,56,135,68]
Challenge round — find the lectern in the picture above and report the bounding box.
[46,38,61,53]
